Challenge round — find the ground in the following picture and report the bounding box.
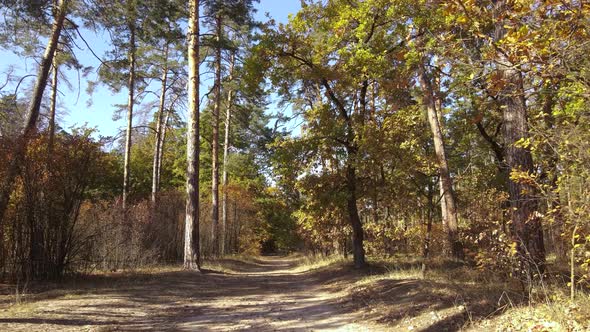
[0,256,587,331]
[1,256,386,331]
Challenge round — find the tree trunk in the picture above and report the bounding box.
[436,93,449,235]
[346,157,365,269]
[493,0,545,276]
[320,78,366,269]
[184,0,201,271]
[418,63,464,260]
[122,23,136,211]
[210,14,222,255]
[43,50,59,278]
[541,92,566,261]
[157,96,177,193]
[48,57,58,155]
[157,107,171,188]
[421,179,435,277]
[0,0,69,225]
[152,44,169,204]
[221,51,235,256]
[234,200,240,253]
[439,177,448,228]
[501,70,545,275]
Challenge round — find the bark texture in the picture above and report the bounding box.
[501,69,545,274]
[184,0,201,271]
[493,0,545,275]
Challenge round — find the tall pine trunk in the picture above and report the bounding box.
[122,23,136,211]
[418,62,463,260]
[40,47,60,279]
[152,44,169,204]
[157,107,171,188]
[221,52,235,256]
[48,57,58,155]
[210,14,222,255]
[184,0,201,270]
[0,0,69,226]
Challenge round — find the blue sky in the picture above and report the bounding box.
[0,0,301,139]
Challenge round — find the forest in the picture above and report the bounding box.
[0,0,589,331]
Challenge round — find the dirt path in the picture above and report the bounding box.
[0,256,388,331]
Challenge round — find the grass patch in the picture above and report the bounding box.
[0,264,186,310]
[291,254,348,273]
[318,254,590,331]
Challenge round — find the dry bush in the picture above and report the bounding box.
[73,190,189,272]
[0,132,110,280]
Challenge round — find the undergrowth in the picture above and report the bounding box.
[339,254,590,331]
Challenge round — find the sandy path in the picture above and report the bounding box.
[0,257,386,331]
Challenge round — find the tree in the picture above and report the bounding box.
[122,0,137,211]
[417,58,464,259]
[0,0,70,225]
[404,4,467,259]
[210,12,222,253]
[221,51,235,255]
[151,43,170,204]
[263,0,402,268]
[145,0,186,204]
[47,54,58,155]
[202,0,259,255]
[88,0,143,212]
[184,0,201,270]
[442,0,549,276]
[492,0,545,276]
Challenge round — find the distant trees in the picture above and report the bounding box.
[202,0,258,256]
[90,0,141,211]
[144,0,186,204]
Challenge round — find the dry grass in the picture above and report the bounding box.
[0,264,186,310]
[2,254,589,331]
[315,254,590,331]
[469,291,590,331]
[290,254,348,273]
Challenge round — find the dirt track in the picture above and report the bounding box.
[0,256,387,331]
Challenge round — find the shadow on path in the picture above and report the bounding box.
[0,255,505,331]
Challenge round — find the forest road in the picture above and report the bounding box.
[0,256,389,331]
